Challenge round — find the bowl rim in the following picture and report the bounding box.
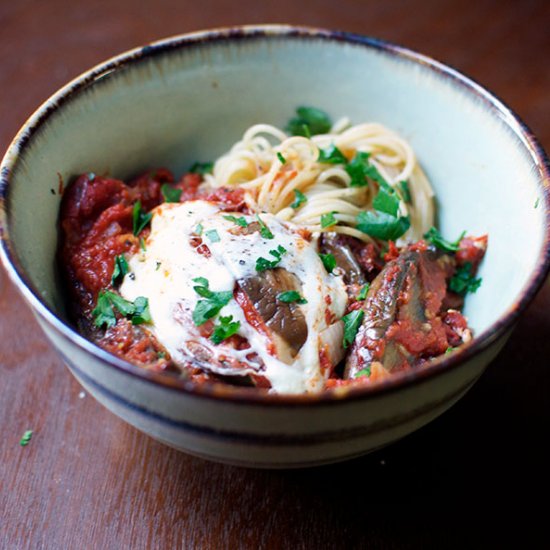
[1,24,549,407]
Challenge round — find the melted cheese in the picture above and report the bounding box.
[120,200,347,393]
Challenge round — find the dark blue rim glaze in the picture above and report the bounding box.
[1,25,549,406]
[65,350,476,445]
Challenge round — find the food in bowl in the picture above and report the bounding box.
[58,107,486,394]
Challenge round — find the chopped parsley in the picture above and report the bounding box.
[372,181,400,217]
[211,315,241,344]
[195,223,203,235]
[318,144,347,164]
[256,215,274,239]
[132,201,152,236]
[424,227,465,253]
[189,161,214,175]
[139,237,147,251]
[92,291,151,329]
[535,197,540,209]
[449,262,482,296]
[286,106,332,137]
[111,255,129,286]
[255,245,287,271]
[191,278,233,325]
[320,211,338,228]
[20,430,33,447]
[346,152,388,188]
[445,346,456,354]
[319,252,337,273]
[356,210,411,241]
[357,284,370,301]
[398,180,411,203]
[161,183,182,203]
[278,290,308,304]
[205,229,221,243]
[277,152,286,164]
[223,214,249,227]
[291,189,307,209]
[155,261,162,271]
[342,309,365,348]
[355,366,371,378]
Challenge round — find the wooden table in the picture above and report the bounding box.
[1,1,549,548]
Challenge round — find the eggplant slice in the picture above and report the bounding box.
[320,233,367,286]
[344,249,452,378]
[238,268,308,364]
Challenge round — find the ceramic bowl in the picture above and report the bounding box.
[1,25,549,468]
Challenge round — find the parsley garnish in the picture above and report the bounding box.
[211,315,241,344]
[373,181,400,217]
[449,262,482,296]
[20,430,33,447]
[291,189,307,209]
[111,255,129,286]
[139,237,146,251]
[357,284,370,300]
[92,291,151,328]
[320,211,338,228]
[195,223,203,235]
[132,201,152,236]
[286,106,332,137]
[319,253,337,273]
[445,347,456,354]
[398,180,411,203]
[256,245,287,271]
[534,198,540,209]
[205,229,221,243]
[356,211,411,241]
[342,310,365,348]
[161,184,182,203]
[318,144,347,164]
[155,261,161,271]
[424,227,465,253]
[346,152,388,188]
[191,278,233,325]
[355,366,371,378]
[277,152,286,164]
[256,215,274,239]
[189,161,214,175]
[223,214,249,227]
[278,290,308,304]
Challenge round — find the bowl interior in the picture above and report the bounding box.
[3,28,548,340]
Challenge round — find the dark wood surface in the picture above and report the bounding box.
[1,1,549,548]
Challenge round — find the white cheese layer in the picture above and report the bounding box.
[120,200,347,394]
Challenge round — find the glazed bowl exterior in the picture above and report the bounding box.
[1,25,549,467]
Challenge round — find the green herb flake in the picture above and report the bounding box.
[346,152,388,188]
[398,180,411,203]
[449,262,482,296]
[372,181,401,217]
[195,223,203,235]
[205,229,221,243]
[155,261,162,271]
[278,290,308,304]
[318,144,347,164]
[223,214,249,227]
[255,245,287,272]
[211,315,241,345]
[319,253,337,273]
[286,106,332,137]
[356,210,411,241]
[424,227,465,253]
[320,211,338,228]
[445,347,456,354]
[277,152,286,164]
[20,430,33,447]
[535,197,540,209]
[161,183,182,203]
[256,215,275,239]
[355,366,371,378]
[189,161,214,175]
[342,309,365,348]
[111,255,129,286]
[357,284,370,301]
[291,189,307,209]
[139,237,147,252]
[191,278,233,326]
[132,201,152,236]
[92,291,152,328]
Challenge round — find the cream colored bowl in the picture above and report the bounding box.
[1,26,549,467]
